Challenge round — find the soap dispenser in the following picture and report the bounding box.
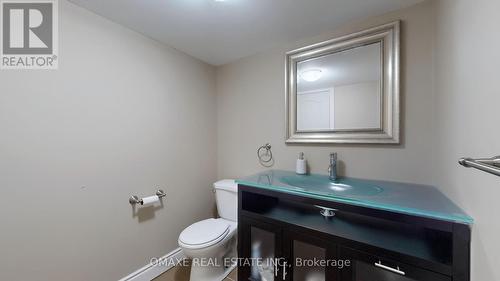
[296,152,307,175]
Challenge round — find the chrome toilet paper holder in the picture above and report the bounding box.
[129,189,166,205]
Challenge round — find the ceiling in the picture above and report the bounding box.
[69,0,422,66]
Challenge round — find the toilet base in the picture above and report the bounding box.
[179,219,238,281]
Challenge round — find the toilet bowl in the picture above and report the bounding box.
[178,180,238,281]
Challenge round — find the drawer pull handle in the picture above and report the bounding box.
[315,205,337,218]
[374,261,406,276]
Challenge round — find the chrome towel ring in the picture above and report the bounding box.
[257,143,274,167]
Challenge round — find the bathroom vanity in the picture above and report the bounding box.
[236,170,472,281]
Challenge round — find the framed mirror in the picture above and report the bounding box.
[286,21,400,144]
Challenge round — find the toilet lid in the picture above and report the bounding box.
[179,219,230,247]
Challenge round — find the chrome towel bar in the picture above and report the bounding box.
[459,156,500,177]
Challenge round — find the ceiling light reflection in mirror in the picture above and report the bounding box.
[300,69,323,82]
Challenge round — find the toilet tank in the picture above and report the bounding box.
[214,179,238,222]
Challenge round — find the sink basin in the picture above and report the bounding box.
[279,174,383,197]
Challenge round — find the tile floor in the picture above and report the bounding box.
[153,264,237,281]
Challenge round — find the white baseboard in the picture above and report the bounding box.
[118,248,186,281]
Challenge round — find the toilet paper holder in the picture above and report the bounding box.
[129,189,166,205]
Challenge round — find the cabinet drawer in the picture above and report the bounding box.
[339,247,450,281]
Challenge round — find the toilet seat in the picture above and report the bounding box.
[179,218,230,249]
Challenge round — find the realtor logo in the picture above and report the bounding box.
[1,0,58,69]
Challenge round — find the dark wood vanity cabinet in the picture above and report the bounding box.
[239,217,338,281]
[237,185,470,281]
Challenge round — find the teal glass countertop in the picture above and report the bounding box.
[236,170,473,225]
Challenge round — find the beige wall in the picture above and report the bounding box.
[433,0,500,280]
[0,1,217,280]
[216,1,435,184]
[2,0,498,280]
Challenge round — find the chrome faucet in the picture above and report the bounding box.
[328,153,337,181]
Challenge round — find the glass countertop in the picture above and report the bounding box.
[236,170,473,225]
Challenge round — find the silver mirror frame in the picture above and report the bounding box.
[286,21,400,144]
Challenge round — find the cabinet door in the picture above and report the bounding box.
[339,247,451,281]
[239,217,283,281]
[283,229,338,281]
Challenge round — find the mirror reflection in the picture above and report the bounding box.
[296,42,382,132]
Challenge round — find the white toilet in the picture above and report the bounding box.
[178,179,238,281]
